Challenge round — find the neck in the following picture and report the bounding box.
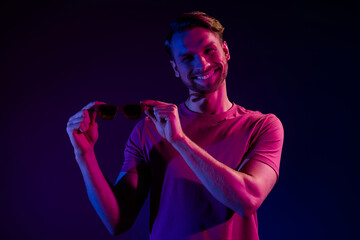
[185,82,232,114]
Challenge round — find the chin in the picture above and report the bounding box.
[190,78,225,94]
[182,66,228,94]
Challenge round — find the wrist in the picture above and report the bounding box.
[74,150,96,165]
[169,133,188,146]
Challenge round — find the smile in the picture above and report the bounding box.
[192,68,218,80]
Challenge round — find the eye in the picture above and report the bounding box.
[204,48,216,55]
[182,55,193,62]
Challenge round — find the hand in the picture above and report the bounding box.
[66,101,105,157]
[141,100,185,144]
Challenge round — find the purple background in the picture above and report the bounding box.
[1,1,358,239]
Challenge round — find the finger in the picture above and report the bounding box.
[153,105,173,110]
[67,122,82,129]
[153,108,174,115]
[152,105,177,120]
[84,101,107,125]
[68,101,98,121]
[68,112,86,122]
[81,101,97,110]
[83,109,91,126]
[158,112,172,121]
[66,122,82,134]
[67,119,84,127]
[153,106,177,114]
[69,110,85,122]
[153,106,177,119]
[88,108,97,126]
[144,108,157,122]
[69,110,90,133]
[89,101,108,124]
[69,101,107,120]
[153,110,175,123]
[144,105,156,119]
[67,109,90,126]
[81,101,108,111]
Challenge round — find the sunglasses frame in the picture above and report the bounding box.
[97,103,147,120]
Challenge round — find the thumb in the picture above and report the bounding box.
[88,101,106,126]
[88,108,97,126]
[144,107,157,123]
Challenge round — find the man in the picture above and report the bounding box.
[66,11,284,240]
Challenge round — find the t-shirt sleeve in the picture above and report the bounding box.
[121,120,146,172]
[245,114,284,177]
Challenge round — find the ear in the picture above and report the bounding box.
[222,41,230,61]
[170,60,180,78]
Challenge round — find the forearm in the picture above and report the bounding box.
[142,100,270,217]
[171,136,261,217]
[76,151,120,235]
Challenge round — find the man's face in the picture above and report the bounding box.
[170,27,230,94]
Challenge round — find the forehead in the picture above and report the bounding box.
[170,27,221,57]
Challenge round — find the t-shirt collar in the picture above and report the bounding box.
[179,102,238,123]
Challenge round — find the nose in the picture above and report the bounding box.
[193,55,210,72]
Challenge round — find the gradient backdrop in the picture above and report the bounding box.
[1,1,358,239]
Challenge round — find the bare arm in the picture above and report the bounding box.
[76,151,121,234]
[142,100,281,217]
[171,136,277,217]
[66,102,148,235]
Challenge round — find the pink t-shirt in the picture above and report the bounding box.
[122,103,284,240]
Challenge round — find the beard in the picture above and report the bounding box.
[183,62,228,94]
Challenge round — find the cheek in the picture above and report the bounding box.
[218,56,228,68]
[210,53,224,64]
[178,65,191,76]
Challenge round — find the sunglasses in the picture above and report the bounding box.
[97,103,147,120]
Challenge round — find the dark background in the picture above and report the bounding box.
[1,0,358,239]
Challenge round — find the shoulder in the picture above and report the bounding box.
[234,104,283,134]
[258,113,283,130]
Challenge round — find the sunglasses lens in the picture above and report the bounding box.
[122,104,143,119]
[98,104,117,120]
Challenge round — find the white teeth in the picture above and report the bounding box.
[194,71,214,80]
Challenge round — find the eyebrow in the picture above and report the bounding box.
[179,43,216,57]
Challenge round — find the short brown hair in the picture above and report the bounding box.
[164,11,225,59]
